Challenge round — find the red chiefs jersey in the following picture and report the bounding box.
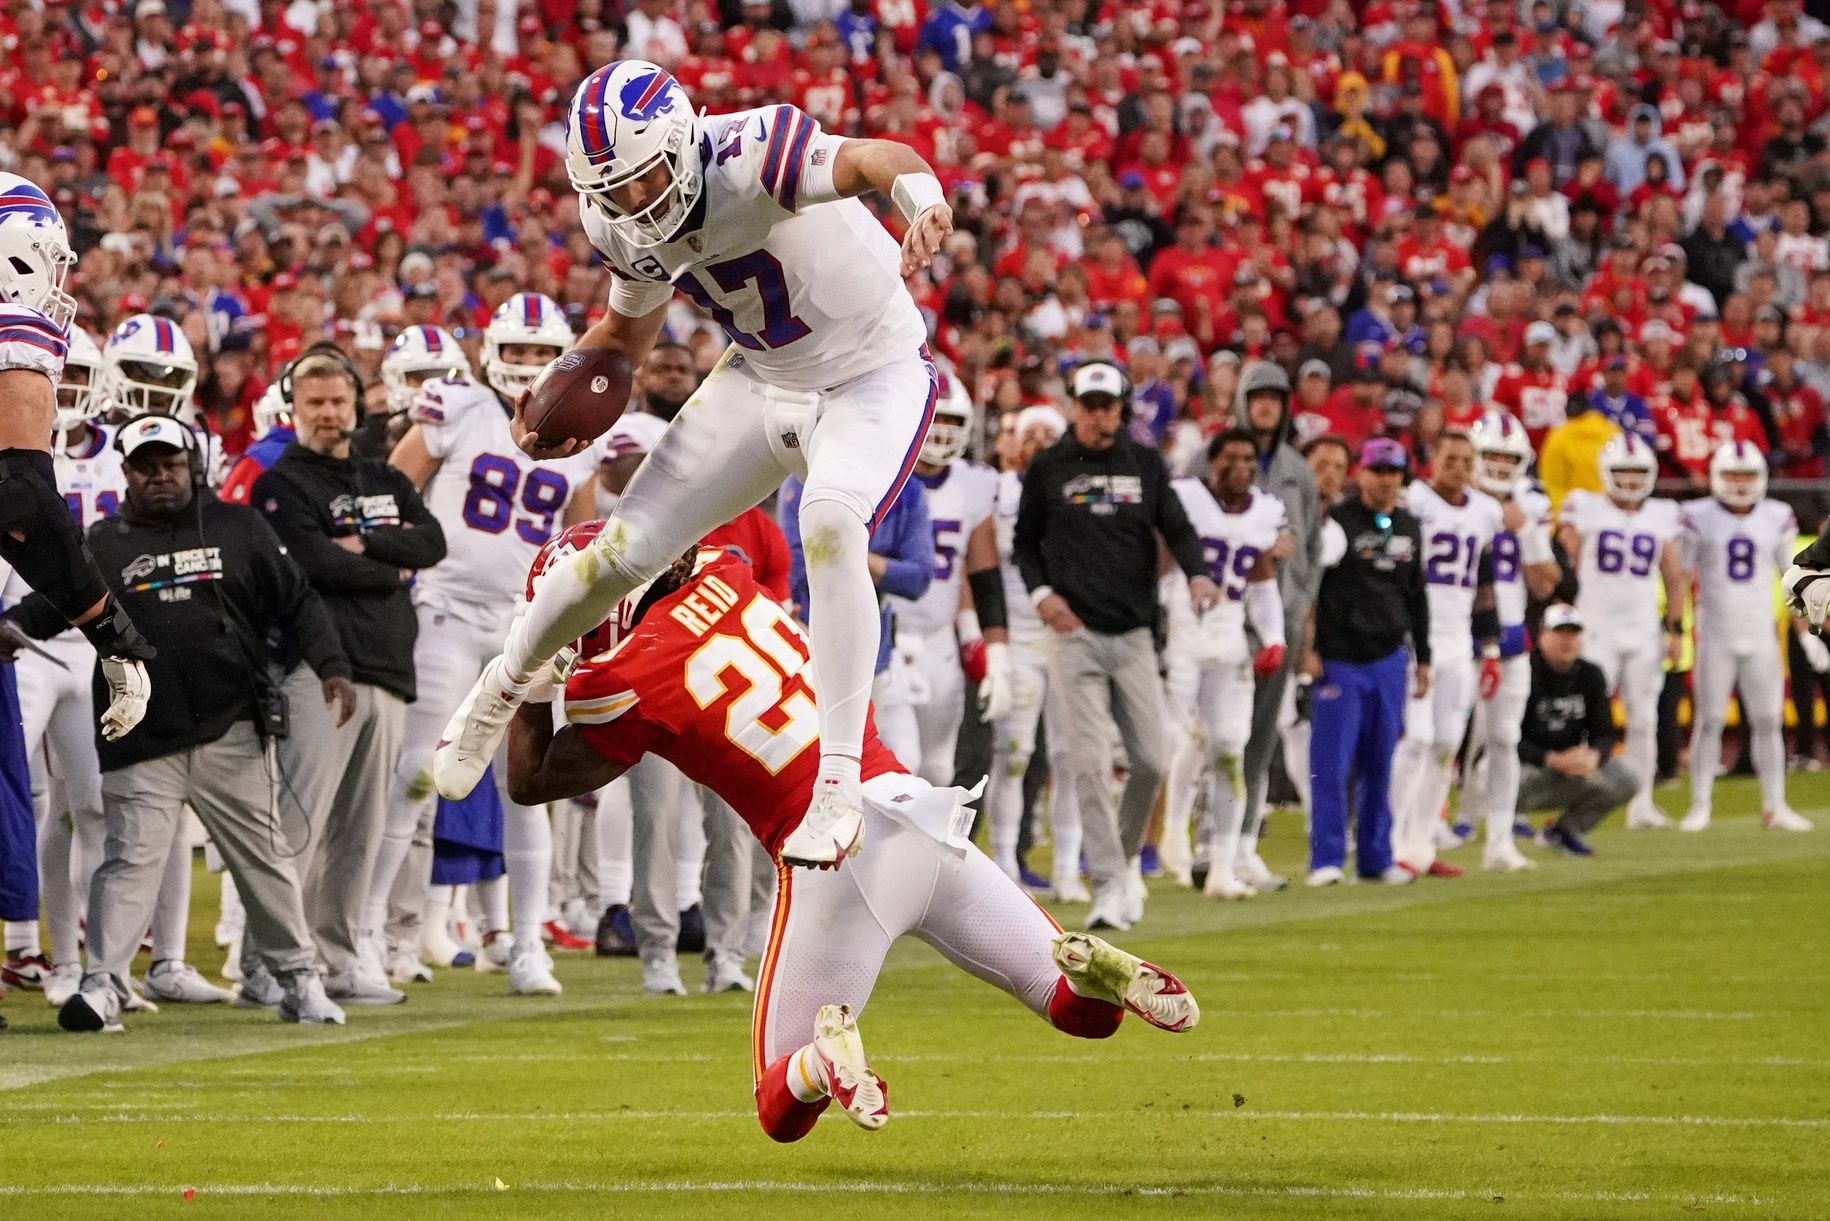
[1765,380,1828,479]
[701,506,791,603]
[1653,396,1765,477]
[564,554,903,854]
[1490,363,1570,447]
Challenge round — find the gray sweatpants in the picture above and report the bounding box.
[1516,757,1638,835]
[1240,596,1311,843]
[272,665,404,977]
[92,722,316,988]
[699,786,773,961]
[627,754,688,961]
[1044,626,1167,891]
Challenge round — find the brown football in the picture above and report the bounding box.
[522,347,634,447]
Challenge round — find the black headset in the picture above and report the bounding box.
[277,342,367,419]
[114,413,207,490]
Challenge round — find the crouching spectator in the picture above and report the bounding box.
[1519,605,1637,856]
[6,417,357,1031]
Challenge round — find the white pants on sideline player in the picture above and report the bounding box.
[871,661,922,769]
[1276,676,1312,824]
[985,623,1081,891]
[591,778,633,911]
[376,599,551,957]
[505,346,939,790]
[1391,650,1475,870]
[906,625,968,787]
[1461,653,1530,847]
[1584,633,1665,821]
[1162,648,1254,886]
[1689,639,1788,816]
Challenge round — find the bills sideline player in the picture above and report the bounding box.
[378,292,598,992]
[434,60,965,872]
[0,174,152,756]
[888,372,1012,786]
[1160,428,1287,898]
[1463,412,1561,871]
[1678,443,1819,832]
[1556,434,1687,830]
[1390,432,1503,878]
[504,529,1198,1140]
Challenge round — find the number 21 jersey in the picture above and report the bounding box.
[1681,497,1796,634]
[1560,490,1682,640]
[564,552,904,853]
[1405,480,1504,655]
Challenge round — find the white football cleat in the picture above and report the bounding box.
[703,950,755,994]
[1305,866,1345,888]
[420,917,468,969]
[432,656,527,801]
[388,943,433,985]
[277,973,347,1025]
[143,960,233,1004]
[1482,842,1537,873]
[810,1003,889,1130]
[58,975,124,1033]
[1764,807,1814,832]
[1431,820,1467,850]
[1084,884,1132,932]
[43,962,82,1008]
[323,968,406,1006]
[641,954,687,996]
[1678,807,1712,832]
[1625,802,1671,829]
[476,929,515,973]
[1051,932,1199,1033]
[508,945,563,996]
[1236,852,1289,892]
[1378,864,1414,885]
[1202,869,1256,900]
[779,777,864,868]
[234,963,283,1008]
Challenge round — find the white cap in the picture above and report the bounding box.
[1525,320,1557,345]
[602,410,669,457]
[116,414,193,460]
[1071,363,1126,401]
[1012,404,1067,443]
[1542,603,1583,632]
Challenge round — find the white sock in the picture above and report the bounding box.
[476,875,509,934]
[4,919,38,955]
[504,528,643,685]
[798,498,876,778]
[787,1044,830,1102]
[506,829,552,955]
[422,887,453,947]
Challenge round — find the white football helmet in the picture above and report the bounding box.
[1598,432,1658,506]
[98,313,198,418]
[566,61,703,248]
[481,293,572,402]
[920,370,975,466]
[383,324,471,414]
[251,381,290,441]
[1708,439,1767,509]
[1468,409,1533,497]
[0,173,77,331]
[54,324,103,434]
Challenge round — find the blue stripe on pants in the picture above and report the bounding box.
[0,663,37,919]
[1308,649,1409,876]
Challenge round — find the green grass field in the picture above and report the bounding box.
[4,774,1828,1220]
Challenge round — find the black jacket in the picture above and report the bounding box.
[250,444,446,702]
[1519,652,1615,766]
[7,492,351,771]
[1014,431,1205,635]
[1313,494,1432,665]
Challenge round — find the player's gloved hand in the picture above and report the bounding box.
[78,597,155,741]
[959,636,987,684]
[976,641,1013,723]
[1802,632,1830,674]
[1783,564,1830,630]
[1252,642,1286,678]
[1479,653,1504,700]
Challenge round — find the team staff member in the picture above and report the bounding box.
[1304,437,1431,888]
[6,416,357,1032]
[251,351,447,1005]
[1516,605,1636,856]
[1014,361,1220,932]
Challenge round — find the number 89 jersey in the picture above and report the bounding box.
[1680,497,1797,635]
[1166,480,1285,661]
[408,375,597,617]
[564,552,904,854]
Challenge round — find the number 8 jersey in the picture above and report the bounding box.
[408,375,597,619]
[1680,497,1797,634]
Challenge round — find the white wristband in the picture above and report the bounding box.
[1520,521,1555,567]
[1029,585,1056,610]
[891,172,946,224]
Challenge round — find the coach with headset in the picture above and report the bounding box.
[2,414,358,1031]
[250,348,446,1005]
[1014,361,1219,931]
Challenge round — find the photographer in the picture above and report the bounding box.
[251,350,446,1005]
[5,416,356,1033]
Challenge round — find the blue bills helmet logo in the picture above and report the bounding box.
[620,72,677,121]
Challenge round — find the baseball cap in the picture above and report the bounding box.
[1072,363,1127,401]
[1542,604,1583,632]
[1012,404,1068,443]
[1639,319,1676,344]
[1525,320,1556,345]
[1358,436,1408,472]
[1299,358,1332,382]
[117,414,192,460]
[603,411,669,457]
[1163,337,1201,365]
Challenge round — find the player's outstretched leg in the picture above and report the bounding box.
[756,1003,889,1141]
[1050,932,1199,1034]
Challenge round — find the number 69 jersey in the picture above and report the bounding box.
[1680,497,1797,636]
[564,551,904,854]
[582,99,927,394]
[408,375,597,618]
[1403,480,1505,655]
[1559,490,1683,640]
[1164,480,1285,662]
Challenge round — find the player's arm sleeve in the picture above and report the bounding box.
[249,469,407,594]
[244,510,353,682]
[0,315,69,379]
[1795,533,1830,569]
[1,589,76,639]
[358,469,448,571]
[759,105,845,212]
[873,482,933,601]
[608,273,674,319]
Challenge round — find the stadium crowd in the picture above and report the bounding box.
[4,0,1830,1027]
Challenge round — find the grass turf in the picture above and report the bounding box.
[3,774,1827,1220]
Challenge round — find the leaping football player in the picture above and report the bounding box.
[434,61,988,870]
[504,526,1198,1139]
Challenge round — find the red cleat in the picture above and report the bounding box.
[1426,860,1464,878]
[542,920,593,951]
